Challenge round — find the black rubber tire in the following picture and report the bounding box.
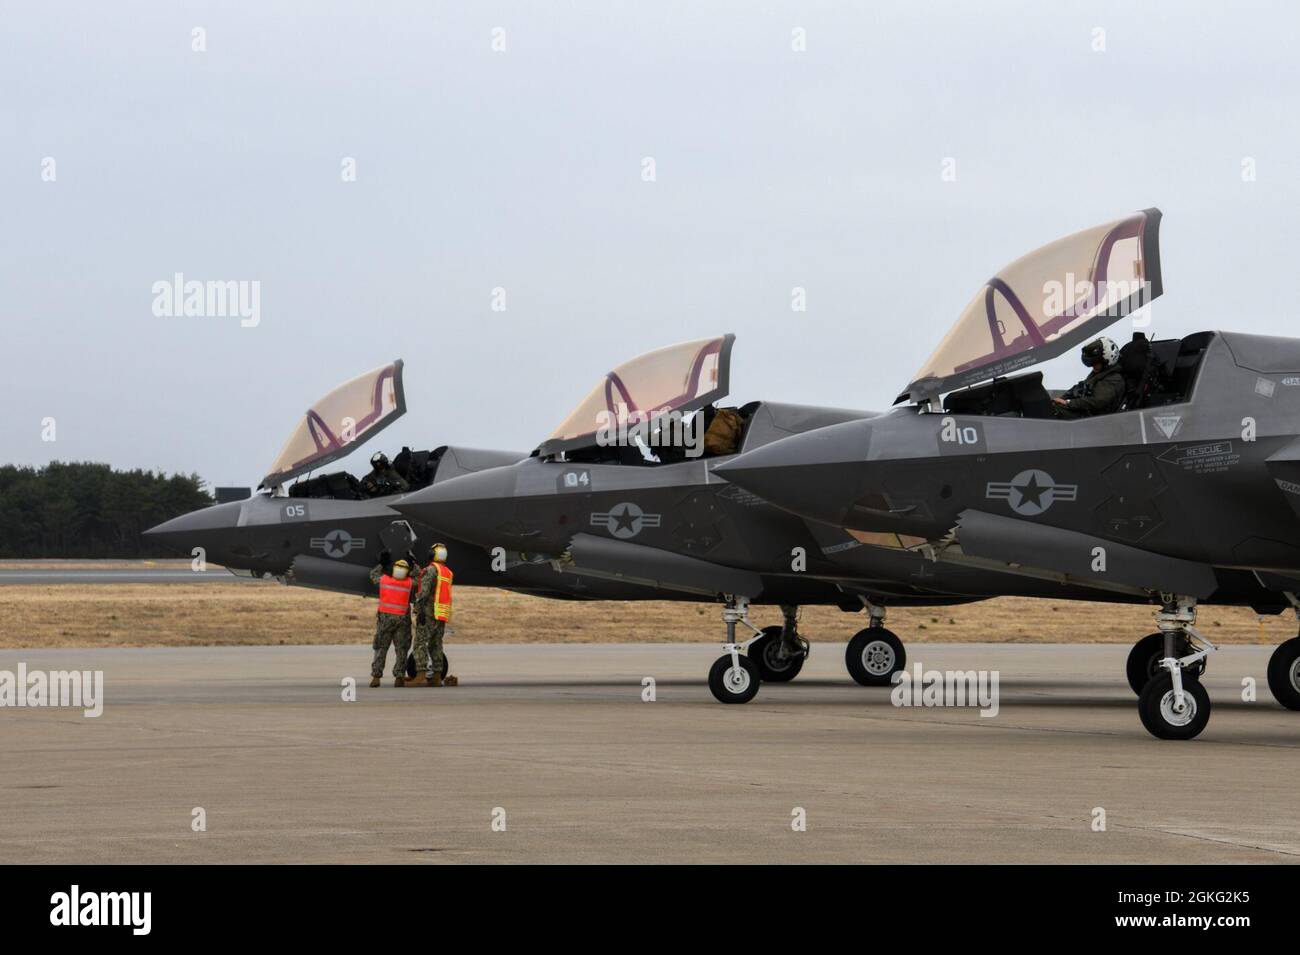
[845,628,906,687]
[1125,632,1205,696]
[748,627,806,683]
[1266,636,1300,710]
[1138,672,1211,740]
[708,653,761,704]
[406,651,448,678]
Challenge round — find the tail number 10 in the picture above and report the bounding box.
[940,417,979,445]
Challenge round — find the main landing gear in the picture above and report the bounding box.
[845,600,907,687]
[1134,596,1217,740]
[1267,594,1300,711]
[748,604,809,683]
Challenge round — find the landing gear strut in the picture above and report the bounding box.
[1125,632,1205,696]
[1267,595,1300,710]
[707,596,764,704]
[845,599,907,687]
[1136,596,1217,740]
[748,604,809,683]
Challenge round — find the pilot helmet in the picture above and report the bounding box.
[431,542,448,563]
[371,452,389,469]
[1080,337,1119,368]
[392,559,410,580]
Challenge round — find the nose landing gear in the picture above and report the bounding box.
[707,596,765,704]
[1136,597,1217,740]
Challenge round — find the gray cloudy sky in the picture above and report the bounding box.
[5,1,1299,487]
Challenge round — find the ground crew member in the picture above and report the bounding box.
[1052,336,1124,418]
[360,452,410,497]
[411,542,458,687]
[368,553,413,687]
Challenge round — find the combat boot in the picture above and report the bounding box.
[394,676,406,687]
[443,675,459,687]
[429,673,443,687]
[410,671,429,687]
[369,675,381,688]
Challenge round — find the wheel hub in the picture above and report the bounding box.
[763,639,798,671]
[862,640,896,677]
[725,665,751,694]
[1290,658,1300,694]
[1158,688,1197,727]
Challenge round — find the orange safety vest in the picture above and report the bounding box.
[377,574,413,615]
[430,562,453,621]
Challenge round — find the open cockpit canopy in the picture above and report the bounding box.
[898,209,1163,403]
[260,360,406,488]
[538,335,734,456]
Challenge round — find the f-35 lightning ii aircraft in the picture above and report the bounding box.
[144,355,977,684]
[143,360,757,656]
[718,208,1300,738]
[391,332,1286,706]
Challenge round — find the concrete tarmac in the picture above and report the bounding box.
[1,643,1297,864]
[0,568,266,585]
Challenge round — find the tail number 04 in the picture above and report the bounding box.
[558,469,592,492]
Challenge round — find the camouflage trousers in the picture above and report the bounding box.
[371,613,412,678]
[413,618,447,677]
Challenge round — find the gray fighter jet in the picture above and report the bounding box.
[391,332,1290,707]
[142,350,987,686]
[144,360,763,681]
[717,208,1300,738]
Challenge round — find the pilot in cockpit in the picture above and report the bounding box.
[1052,337,1125,418]
[361,452,410,497]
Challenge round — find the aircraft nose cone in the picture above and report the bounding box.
[394,465,519,548]
[714,419,871,526]
[143,500,245,553]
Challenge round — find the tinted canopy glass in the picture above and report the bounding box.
[899,209,1162,401]
[539,335,734,456]
[261,360,406,488]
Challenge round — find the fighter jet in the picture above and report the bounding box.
[144,359,761,675]
[717,208,1300,738]
[390,332,1282,707]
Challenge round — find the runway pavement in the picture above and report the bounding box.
[0,567,266,585]
[1,642,1297,864]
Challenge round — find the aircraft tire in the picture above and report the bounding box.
[1266,637,1300,710]
[405,651,448,678]
[846,628,905,687]
[1126,633,1204,696]
[709,654,760,704]
[748,627,806,683]
[1138,672,1210,740]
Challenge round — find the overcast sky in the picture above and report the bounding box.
[5,1,1299,487]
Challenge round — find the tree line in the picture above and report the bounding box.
[0,462,213,558]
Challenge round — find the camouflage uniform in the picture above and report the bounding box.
[369,563,412,677]
[412,562,447,677]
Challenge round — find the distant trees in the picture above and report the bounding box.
[0,462,212,558]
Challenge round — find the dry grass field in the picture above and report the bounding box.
[0,562,1290,649]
